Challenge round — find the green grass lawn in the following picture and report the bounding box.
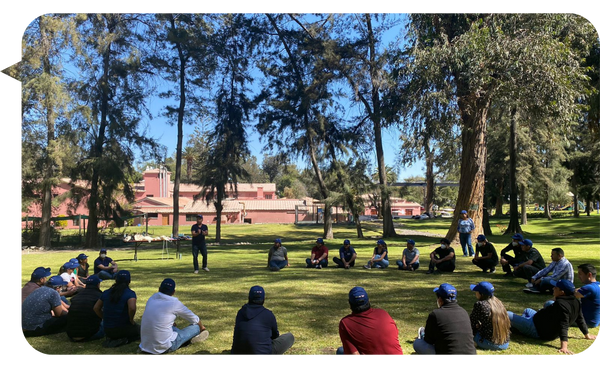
[20,215,600,355]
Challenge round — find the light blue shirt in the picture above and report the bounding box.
[532,257,574,282]
[457,218,475,234]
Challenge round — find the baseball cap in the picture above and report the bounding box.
[63,261,76,270]
[460,210,468,214]
[348,286,369,306]
[116,270,131,283]
[377,239,386,246]
[476,234,486,241]
[275,238,282,244]
[407,239,415,245]
[549,279,576,295]
[470,281,495,296]
[48,276,68,288]
[343,239,350,245]
[86,275,102,287]
[249,285,265,303]
[196,214,203,218]
[159,278,176,294]
[99,248,107,254]
[31,267,52,280]
[316,238,324,244]
[519,239,533,247]
[77,253,88,260]
[440,238,451,245]
[69,258,80,266]
[434,283,457,300]
[511,233,524,241]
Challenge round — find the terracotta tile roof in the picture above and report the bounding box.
[181,199,243,214]
[240,199,305,211]
[174,182,276,194]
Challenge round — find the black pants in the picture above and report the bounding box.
[105,323,141,341]
[429,259,455,272]
[332,257,355,268]
[501,255,517,273]
[192,243,207,270]
[23,315,68,337]
[514,265,541,281]
[472,258,498,271]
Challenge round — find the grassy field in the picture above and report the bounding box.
[20,214,600,356]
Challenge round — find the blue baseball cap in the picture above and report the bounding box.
[196,214,203,218]
[343,239,350,245]
[63,262,76,270]
[48,276,68,288]
[549,279,575,295]
[86,275,102,287]
[116,270,131,283]
[316,238,324,244]
[159,278,176,294]
[476,234,486,241]
[470,281,495,296]
[31,267,52,280]
[349,286,369,306]
[511,233,524,241]
[274,238,282,244]
[77,253,88,260]
[69,258,80,267]
[377,239,386,246]
[407,239,415,245]
[519,239,533,247]
[100,248,107,254]
[249,285,265,302]
[460,210,468,214]
[434,283,457,300]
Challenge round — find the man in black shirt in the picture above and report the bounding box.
[413,283,476,354]
[472,234,499,273]
[191,214,209,273]
[499,233,524,276]
[508,279,595,354]
[66,275,104,342]
[426,238,456,274]
[512,239,545,281]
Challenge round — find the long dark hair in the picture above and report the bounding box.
[109,279,130,304]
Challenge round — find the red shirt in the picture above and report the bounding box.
[311,245,329,260]
[339,308,403,354]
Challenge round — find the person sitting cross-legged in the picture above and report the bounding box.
[396,239,420,271]
[306,238,328,269]
[333,239,357,269]
[66,275,104,342]
[426,238,456,274]
[523,247,573,294]
[469,281,510,350]
[364,239,389,269]
[22,276,70,337]
[267,238,289,271]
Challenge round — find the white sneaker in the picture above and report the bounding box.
[193,270,199,274]
[525,282,533,288]
[191,329,209,344]
[363,264,371,269]
[202,267,210,272]
[417,327,425,339]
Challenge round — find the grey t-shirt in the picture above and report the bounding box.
[403,248,420,264]
[22,286,62,330]
[269,246,288,262]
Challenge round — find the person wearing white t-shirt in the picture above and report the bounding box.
[139,278,209,354]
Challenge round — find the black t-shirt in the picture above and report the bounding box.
[191,223,208,246]
[433,246,456,263]
[476,242,498,263]
[424,301,477,354]
[66,287,103,339]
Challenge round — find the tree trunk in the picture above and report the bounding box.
[544,191,553,220]
[494,180,504,217]
[214,199,222,244]
[323,203,334,240]
[307,137,332,239]
[505,107,522,235]
[482,207,492,236]
[445,90,490,243]
[354,211,363,238]
[585,198,591,216]
[39,180,53,248]
[424,139,435,214]
[520,185,527,225]
[172,26,186,245]
[573,189,580,218]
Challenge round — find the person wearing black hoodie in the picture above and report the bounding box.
[231,285,294,354]
[508,279,596,354]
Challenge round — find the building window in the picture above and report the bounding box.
[185,215,196,222]
[265,194,272,199]
[147,213,158,218]
[73,218,80,227]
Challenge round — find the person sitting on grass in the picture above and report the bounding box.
[60,261,86,291]
[76,253,90,283]
[22,266,52,303]
[22,276,69,337]
[499,233,525,277]
[524,247,573,294]
[469,281,510,350]
[471,235,499,273]
[364,239,389,269]
[231,285,295,354]
[139,278,209,354]
[507,279,595,355]
[575,264,600,328]
[337,286,403,354]
[94,249,118,280]
[333,239,357,269]
[66,275,104,342]
[267,238,289,271]
[306,238,328,269]
[396,239,420,271]
[93,270,140,347]
[426,238,456,274]
[512,239,546,282]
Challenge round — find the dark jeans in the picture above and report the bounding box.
[105,323,141,342]
[192,243,207,270]
[472,258,498,271]
[429,259,455,272]
[501,255,518,273]
[332,257,355,268]
[514,265,541,281]
[23,315,68,337]
[271,333,295,354]
[305,258,328,268]
[396,260,420,270]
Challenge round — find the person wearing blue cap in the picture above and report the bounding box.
[575,264,600,328]
[426,238,456,274]
[512,239,545,281]
[397,239,420,271]
[457,210,475,257]
[139,278,209,354]
[231,286,295,354]
[94,249,118,280]
[413,283,476,354]
[66,275,104,342]
[60,261,86,291]
[469,281,510,350]
[499,233,525,276]
[507,279,595,354]
[76,253,91,283]
[524,247,573,294]
[22,276,69,337]
[337,286,403,354]
[306,238,328,269]
[471,235,499,273]
[268,238,289,271]
[364,239,389,269]
[22,266,52,303]
[333,239,357,269]
[93,270,140,347]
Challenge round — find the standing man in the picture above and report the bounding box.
[267,238,289,271]
[426,238,456,274]
[191,214,209,273]
[94,249,118,280]
[397,239,420,271]
[337,286,403,354]
[500,233,524,276]
[575,264,600,328]
[139,278,209,354]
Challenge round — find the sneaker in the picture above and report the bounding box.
[194,270,199,274]
[490,268,496,274]
[525,282,533,288]
[191,329,209,344]
[463,254,469,257]
[523,288,540,294]
[270,266,280,271]
[482,269,488,273]
[363,264,371,269]
[315,264,321,269]
[202,267,209,272]
[426,270,433,274]
[102,337,128,348]
[417,326,425,339]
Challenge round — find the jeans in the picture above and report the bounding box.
[271,332,295,354]
[269,259,288,270]
[534,278,554,293]
[413,337,436,354]
[472,258,498,271]
[167,324,201,352]
[514,265,541,281]
[473,331,509,350]
[396,260,420,270]
[332,257,355,268]
[192,243,207,270]
[428,259,455,272]
[305,258,328,268]
[96,270,116,280]
[459,233,474,256]
[507,309,539,338]
[371,255,389,268]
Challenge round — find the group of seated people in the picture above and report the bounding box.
[22,236,600,355]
